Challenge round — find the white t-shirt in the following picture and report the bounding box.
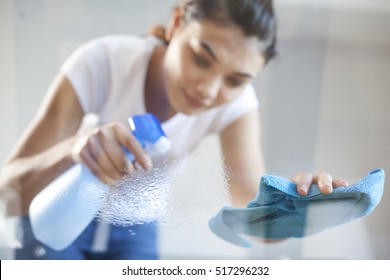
[61,35,259,155]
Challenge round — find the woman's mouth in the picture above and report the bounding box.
[182,89,207,109]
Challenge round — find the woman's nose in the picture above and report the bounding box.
[195,76,222,101]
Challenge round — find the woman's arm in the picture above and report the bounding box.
[219,108,350,208]
[0,73,152,216]
[0,74,84,215]
[219,109,265,208]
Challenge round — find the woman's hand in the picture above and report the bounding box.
[252,172,350,244]
[292,172,349,196]
[71,121,152,186]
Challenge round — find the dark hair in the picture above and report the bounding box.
[150,0,277,63]
[184,0,276,63]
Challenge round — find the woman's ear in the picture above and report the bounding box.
[165,6,184,42]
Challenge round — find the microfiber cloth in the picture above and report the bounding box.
[209,168,385,248]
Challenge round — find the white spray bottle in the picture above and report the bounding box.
[29,113,170,251]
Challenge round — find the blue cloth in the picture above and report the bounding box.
[209,168,385,248]
[15,217,158,260]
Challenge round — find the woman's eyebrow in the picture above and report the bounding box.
[200,40,255,79]
[233,72,254,79]
[200,41,218,61]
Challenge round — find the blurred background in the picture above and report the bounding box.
[1,0,389,259]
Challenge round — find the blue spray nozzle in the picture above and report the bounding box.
[128,113,171,154]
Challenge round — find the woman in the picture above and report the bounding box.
[0,0,349,259]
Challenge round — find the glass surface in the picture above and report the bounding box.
[1,0,389,260]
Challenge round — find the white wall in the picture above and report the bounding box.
[1,0,389,259]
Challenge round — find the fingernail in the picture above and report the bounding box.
[134,161,143,171]
[341,180,349,187]
[144,163,152,170]
[299,184,309,195]
[144,158,153,170]
[126,160,134,172]
[324,185,333,194]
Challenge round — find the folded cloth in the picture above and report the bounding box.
[209,168,385,247]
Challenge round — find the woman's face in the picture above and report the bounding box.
[163,18,265,115]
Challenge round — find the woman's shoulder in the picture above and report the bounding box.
[82,34,161,61]
[84,34,149,51]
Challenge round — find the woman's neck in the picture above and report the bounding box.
[144,45,176,123]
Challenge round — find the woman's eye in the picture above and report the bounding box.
[226,77,244,87]
[193,53,210,68]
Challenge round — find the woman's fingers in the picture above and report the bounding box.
[89,133,123,181]
[77,140,116,186]
[292,172,313,196]
[294,172,350,196]
[113,123,153,170]
[313,172,333,194]
[97,126,132,176]
[332,178,349,188]
[71,121,153,186]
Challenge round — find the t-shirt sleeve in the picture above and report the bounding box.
[60,38,110,114]
[208,84,260,134]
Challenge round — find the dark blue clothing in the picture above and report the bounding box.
[15,217,158,260]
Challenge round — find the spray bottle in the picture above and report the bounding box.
[29,113,170,251]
